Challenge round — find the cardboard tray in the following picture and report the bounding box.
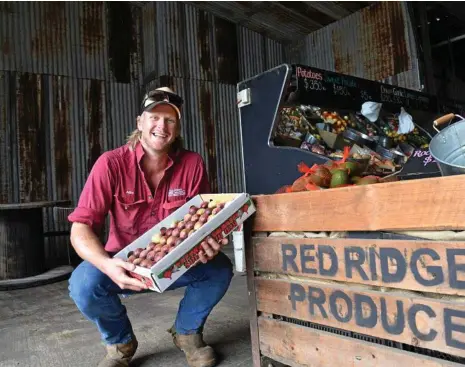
[114,193,256,292]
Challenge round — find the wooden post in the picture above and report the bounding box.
[244,220,261,367]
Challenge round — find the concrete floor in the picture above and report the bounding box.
[0,253,253,367]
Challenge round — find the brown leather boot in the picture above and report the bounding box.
[97,336,138,367]
[168,326,216,367]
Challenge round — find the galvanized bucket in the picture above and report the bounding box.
[429,113,465,176]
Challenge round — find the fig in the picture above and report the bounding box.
[201,201,209,209]
[184,213,192,222]
[127,250,134,257]
[139,249,149,259]
[172,228,180,237]
[154,253,164,262]
[179,229,188,239]
[185,221,195,230]
[170,220,179,229]
[177,220,185,229]
[197,208,206,215]
[133,248,144,257]
[133,258,142,266]
[188,229,195,237]
[212,207,222,215]
[127,255,136,263]
[153,244,163,252]
[194,221,203,230]
[160,227,167,236]
[167,236,176,246]
[205,208,212,216]
[208,214,215,222]
[208,200,218,209]
[218,202,225,209]
[151,233,161,243]
[162,244,171,253]
[147,243,155,251]
[140,259,152,268]
[166,228,173,236]
[189,206,198,215]
[159,236,167,245]
[175,238,183,246]
[199,214,208,223]
[191,214,200,222]
[146,251,156,261]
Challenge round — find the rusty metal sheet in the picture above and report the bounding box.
[15,73,48,202]
[141,2,157,78]
[214,83,244,193]
[0,71,14,204]
[299,1,420,90]
[0,2,141,82]
[214,16,239,84]
[49,76,72,202]
[238,26,266,80]
[105,81,140,151]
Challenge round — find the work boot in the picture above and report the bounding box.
[168,326,216,367]
[97,336,138,367]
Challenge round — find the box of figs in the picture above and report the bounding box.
[113,193,256,292]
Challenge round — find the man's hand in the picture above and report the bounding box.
[198,236,229,264]
[101,258,148,292]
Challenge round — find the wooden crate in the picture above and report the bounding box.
[245,176,465,367]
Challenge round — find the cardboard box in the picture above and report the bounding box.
[113,193,256,292]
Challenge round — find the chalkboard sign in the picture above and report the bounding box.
[293,64,438,112]
[397,148,442,180]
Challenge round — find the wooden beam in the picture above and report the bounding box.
[258,317,464,367]
[251,175,465,232]
[253,237,465,296]
[256,277,465,358]
[305,1,351,20]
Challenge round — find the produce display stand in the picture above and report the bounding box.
[237,65,465,366]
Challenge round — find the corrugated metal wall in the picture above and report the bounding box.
[0,1,286,268]
[141,2,285,193]
[0,2,143,267]
[286,2,421,90]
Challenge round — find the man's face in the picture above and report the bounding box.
[137,104,180,154]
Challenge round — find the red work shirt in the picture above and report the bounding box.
[68,142,210,253]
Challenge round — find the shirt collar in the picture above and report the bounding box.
[135,141,180,169]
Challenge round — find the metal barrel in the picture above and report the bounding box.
[429,119,465,176]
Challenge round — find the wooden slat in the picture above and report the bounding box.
[244,221,261,367]
[255,277,465,358]
[253,237,465,296]
[251,175,465,232]
[258,317,463,367]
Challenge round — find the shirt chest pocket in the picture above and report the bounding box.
[114,195,147,234]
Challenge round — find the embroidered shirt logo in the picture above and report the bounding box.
[168,188,186,197]
[126,191,134,195]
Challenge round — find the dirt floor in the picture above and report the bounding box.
[0,251,253,367]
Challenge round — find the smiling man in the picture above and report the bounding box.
[67,87,233,367]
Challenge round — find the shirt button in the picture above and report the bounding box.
[148,195,152,199]
[151,211,155,216]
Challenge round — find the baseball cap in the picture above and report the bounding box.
[140,87,183,119]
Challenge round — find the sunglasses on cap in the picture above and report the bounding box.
[140,89,184,114]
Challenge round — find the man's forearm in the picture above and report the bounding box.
[70,223,111,272]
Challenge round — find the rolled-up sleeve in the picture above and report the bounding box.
[68,153,115,230]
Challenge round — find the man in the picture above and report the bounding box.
[67,87,234,367]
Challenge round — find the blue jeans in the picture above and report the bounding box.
[68,251,233,345]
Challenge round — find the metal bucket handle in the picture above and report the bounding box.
[433,113,465,133]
